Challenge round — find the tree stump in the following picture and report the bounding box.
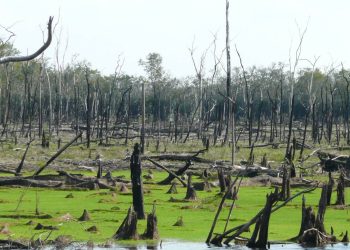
[143,205,159,239]
[261,153,268,168]
[86,225,98,233]
[335,171,345,205]
[246,190,279,248]
[130,143,145,219]
[173,216,184,226]
[78,209,91,221]
[217,168,226,193]
[326,172,334,206]
[166,182,178,194]
[41,131,49,148]
[113,206,138,240]
[298,185,335,246]
[203,179,212,192]
[279,164,290,200]
[298,195,316,238]
[184,173,197,201]
[96,154,102,179]
[119,183,129,193]
[341,231,349,243]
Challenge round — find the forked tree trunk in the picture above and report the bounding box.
[246,190,279,248]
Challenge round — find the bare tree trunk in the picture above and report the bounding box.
[141,81,145,153]
[125,87,131,144]
[285,95,295,159]
[299,108,309,159]
[85,69,92,148]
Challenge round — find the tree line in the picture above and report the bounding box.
[1,41,350,147]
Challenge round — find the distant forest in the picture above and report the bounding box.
[1,41,350,145]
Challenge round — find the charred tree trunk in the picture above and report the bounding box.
[326,172,334,206]
[335,172,345,205]
[15,139,34,176]
[246,190,279,249]
[143,205,159,239]
[297,195,315,238]
[141,81,145,153]
[113,206,138,240]
[280,165,290,201]
[315,185,327,234]
[217,168,226,193]
[184,173,197,200]
[130,143,145,219]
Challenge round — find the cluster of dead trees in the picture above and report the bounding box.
[3,19,350,152]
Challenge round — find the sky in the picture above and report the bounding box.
[1,0,349,77]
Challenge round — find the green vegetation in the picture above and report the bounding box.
[0,170,348,243]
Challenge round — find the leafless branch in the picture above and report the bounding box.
[0,16,53,64]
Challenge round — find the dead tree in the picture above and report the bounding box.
[0,17,53,64]
[96,154,102,179]
[206,175,240,245]
[143,204,158,239]
[188,38,209,139]
[285,95,295,159]
[224,0,232,146]
[184,173,197,201]
[147,158,187,187]
[130,143,145,219]
[280,164,290,200]
[219,187,316,246]
[141,80,145,153]
[246,190,279,248]
[113,206,138,240]
[335,171,345,205]
[85,68,92,148]
[297,195,315,238]
[158,160,192,185]
[41,130,49,148]
[15,139,34,176]
[315,185,327,234]
[298,185,335,246]
[326,172,334,206]
[217,168,226,193]
[33,132,83,176]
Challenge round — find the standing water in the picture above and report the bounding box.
[44,240,349,250]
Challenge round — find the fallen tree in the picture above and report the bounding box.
[209,186,317,246]
[33,132,83,176]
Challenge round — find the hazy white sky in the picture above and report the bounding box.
[1,0,349,77]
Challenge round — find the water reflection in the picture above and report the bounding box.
[113,242,349,250]
[45,241,349,250]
